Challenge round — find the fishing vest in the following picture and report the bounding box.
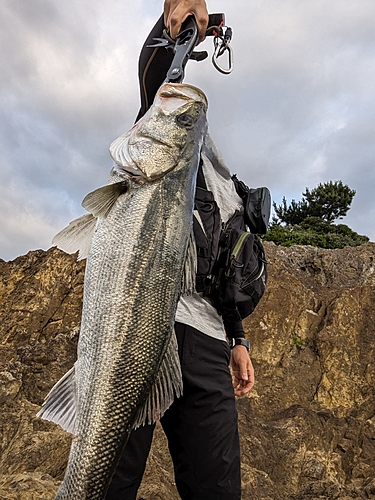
[193,162,268,322]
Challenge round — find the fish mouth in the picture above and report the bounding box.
[130,134,173,149]
[157,83,208,109]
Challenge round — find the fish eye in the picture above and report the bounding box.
[177,114,195,129]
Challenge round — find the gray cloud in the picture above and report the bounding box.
[1,0,374,260]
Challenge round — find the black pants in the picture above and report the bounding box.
[105,323,241,500]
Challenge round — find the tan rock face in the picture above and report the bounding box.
[0,248,82,491]
[0,243,374,499]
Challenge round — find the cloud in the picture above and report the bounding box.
[0,176,79,259]
[195,0,375,237]
[1,0,375,260]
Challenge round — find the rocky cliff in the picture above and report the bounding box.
[0,243,374,500]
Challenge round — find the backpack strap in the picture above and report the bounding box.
[194,159,221,295]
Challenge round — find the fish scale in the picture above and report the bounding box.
[39,83,208,499]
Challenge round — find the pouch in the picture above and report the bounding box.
[245,187,271,234]
[231,175,271,234]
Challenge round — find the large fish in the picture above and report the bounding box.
[37,83,208,499]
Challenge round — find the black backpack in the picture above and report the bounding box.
[194,164,268,322]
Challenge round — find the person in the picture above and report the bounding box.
[105,2,254,499]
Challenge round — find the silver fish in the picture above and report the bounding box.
[37,83,208,499]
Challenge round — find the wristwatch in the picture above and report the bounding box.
[229,338,250,352]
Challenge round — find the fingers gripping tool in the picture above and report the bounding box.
[148,14,234,83]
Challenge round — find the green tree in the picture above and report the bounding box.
[273,181,356,225]
[264,182,369,249]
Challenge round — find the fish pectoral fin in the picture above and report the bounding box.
[180,228,197,296]
[52,213,97,260]
[36,364,77,435]
[82,181,129,218]
[133,330,182,428]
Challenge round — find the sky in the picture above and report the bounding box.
[1,0,375,261]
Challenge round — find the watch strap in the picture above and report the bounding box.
[230,338,250,351]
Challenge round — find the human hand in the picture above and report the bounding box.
[230,346,255,397]
[164,0,209,43]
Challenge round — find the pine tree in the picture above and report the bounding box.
[273,181,356,224]
[264,181,368,249]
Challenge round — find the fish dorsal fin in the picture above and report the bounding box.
[36,365,77,434]
[52,213,97,260]
[133,329,182,428]
[82,181,129,218]
[180,228,197,296]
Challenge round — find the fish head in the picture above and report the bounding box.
[109,83,208,181]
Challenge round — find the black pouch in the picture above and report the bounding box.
[231,175,271,234]
[213,210,268,322]
[245,187,271,234]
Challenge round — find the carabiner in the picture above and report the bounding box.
[212,33,233,74]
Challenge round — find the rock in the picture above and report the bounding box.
[0,243,375,499]
[0,472,60,500]
[0,371,21,404]
[0,248,82,491]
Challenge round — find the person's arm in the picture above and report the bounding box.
[164,0,209,43]
[135,1,208,122]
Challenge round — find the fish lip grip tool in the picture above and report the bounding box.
[148,14,233,83]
